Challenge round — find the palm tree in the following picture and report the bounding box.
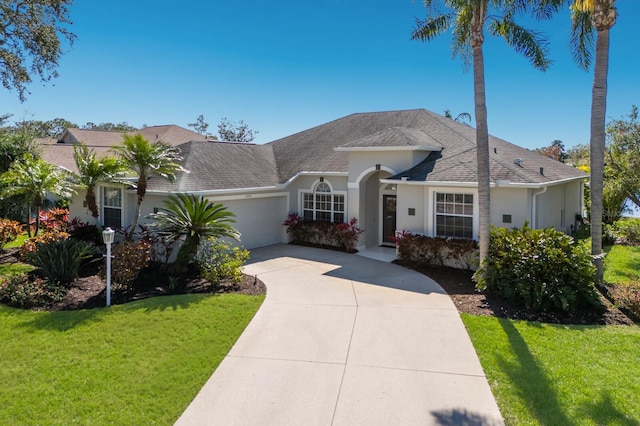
[73,142,125,225]
[0,153,74,236]
[111,134,184,240]
[412,0,559,268]
[569,0,617,285]
[148,193,240,275]
[444,109,472,125]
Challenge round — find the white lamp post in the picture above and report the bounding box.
[102,227,115,307]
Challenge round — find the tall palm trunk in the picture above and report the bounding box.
[472,2,491,268]
[589,0,616,287]
[128,177,147,240]
[590,27,610,286]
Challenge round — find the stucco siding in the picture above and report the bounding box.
[347,151,428,183]
[490,187,531,230]
[396,185,425,234]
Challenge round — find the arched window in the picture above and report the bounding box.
[302,181,345,223]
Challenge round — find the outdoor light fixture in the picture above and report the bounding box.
[102,227,115,307]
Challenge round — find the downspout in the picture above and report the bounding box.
[532,186,548,229]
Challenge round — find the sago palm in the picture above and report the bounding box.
[111,134,184,240]
[0,153,74,236]
[73,142,125,223]
[411,0,560,268]
[148,193,240,274]
[569,0,617,285]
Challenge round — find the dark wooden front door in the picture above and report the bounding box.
[382,195,397,245]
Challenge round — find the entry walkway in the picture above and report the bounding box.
[176,244,503,425]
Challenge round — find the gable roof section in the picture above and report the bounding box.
[268,109,476,183]
[336,127,442,151]
[147,141,279,192]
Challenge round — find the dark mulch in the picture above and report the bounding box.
[395,260,635,326]
[1,248,266,311]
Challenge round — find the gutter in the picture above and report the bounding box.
[532,186,548,229]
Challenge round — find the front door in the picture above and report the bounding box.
[382,195,397,245]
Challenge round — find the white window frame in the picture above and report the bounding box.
[298,179,347,223]
[434,191,474,239]
[101,185,124,229]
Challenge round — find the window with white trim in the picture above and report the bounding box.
[102,186,122,229]
[435,192,473,239]
[302,181,345,223]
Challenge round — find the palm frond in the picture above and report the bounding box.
[488,18,551,71]
[569,7,594,70]
[411,14,452,42]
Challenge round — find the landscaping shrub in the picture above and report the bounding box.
[32,208,71,234]
[28,239,97,285]
[571,222,617,245]
[0,274,66,309]
[283,213,364,252]
[19,230,70,261]
[474,225,602,314]
[102,240,151,290]
[68,218,103,246]
[395,230,478,269]
[615,218,640,245]
[0,218,22,252]
[195,238,249,285]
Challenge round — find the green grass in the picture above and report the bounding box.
[0,261,34,277]
[604,244,640,284]
[462,314,640,425]
[0,293,264,425]
[5,232,28,249]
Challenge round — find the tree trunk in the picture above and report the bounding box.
[172,235,200,276]
[33,193,42,236]
[127,178,147,241]
[472,4,491,271]
[590,27,610,287]
[86,187,99,219]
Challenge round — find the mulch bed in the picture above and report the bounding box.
[395,261,636,326]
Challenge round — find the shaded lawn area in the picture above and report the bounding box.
[462,314,640,426]
[604,244,640,284]
[0,293,264,425]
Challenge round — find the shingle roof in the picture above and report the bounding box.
[147,141,279,192]
[41,144,113,174]
[337,127,442,150]
[55,125,208,148]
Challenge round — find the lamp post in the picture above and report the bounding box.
[102,227,115,307]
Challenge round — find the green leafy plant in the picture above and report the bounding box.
[19,230,70,261]
[28,238,97,285]
[195,238,249,286]
[147,194,239,275]
[0,274,66,308]
[102,240,151,290]
[474,224,602,314]
[615,218,640,246]
[0,218,22,251]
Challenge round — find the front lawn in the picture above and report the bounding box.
[463,314,640,425]
[604,244,640,284]
[0,293,264,425]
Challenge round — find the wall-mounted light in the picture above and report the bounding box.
[319,176,324,182]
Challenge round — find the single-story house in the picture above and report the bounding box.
[54,109,586,250]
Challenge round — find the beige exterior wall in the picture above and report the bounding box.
[346,151,430,184]
[490,187,531,229]
[396,185,425,234]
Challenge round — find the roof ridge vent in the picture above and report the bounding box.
[514,158,523,166]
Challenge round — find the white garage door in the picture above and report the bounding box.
[220,196,287,249]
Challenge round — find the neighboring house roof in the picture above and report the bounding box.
[39,125,210,174]
[53,125,208,148]
[147,141,279,192]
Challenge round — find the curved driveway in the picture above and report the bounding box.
[176,244,503,426]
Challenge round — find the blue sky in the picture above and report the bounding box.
[3,1,639,150]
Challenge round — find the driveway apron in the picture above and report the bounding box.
[175,244,503,426]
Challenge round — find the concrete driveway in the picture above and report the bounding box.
[176,244,503,425]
